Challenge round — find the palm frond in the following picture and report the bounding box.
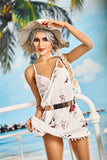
[0,27,16,73]
[0,0,15,28]
[13,0,39,28]
[71,0,84,11]
[32,1,72,38]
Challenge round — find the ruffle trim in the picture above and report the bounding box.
[70,136,88,141]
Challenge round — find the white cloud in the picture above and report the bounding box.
[74,59,103,82]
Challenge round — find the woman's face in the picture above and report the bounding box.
[33,31,53,56]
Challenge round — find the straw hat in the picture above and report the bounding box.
[17,19,70,54]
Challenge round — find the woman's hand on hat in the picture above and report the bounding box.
[27,118,33,132]
[42,19,66,28]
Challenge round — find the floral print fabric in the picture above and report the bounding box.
[31,57,89,139]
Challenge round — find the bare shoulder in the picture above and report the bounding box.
[24,65,35,81]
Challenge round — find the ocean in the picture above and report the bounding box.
[0,111,107,160]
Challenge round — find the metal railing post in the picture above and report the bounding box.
[16,135,24,160]
[75,94,105,160]
[90,112,105,160]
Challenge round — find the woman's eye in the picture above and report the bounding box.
[43,37,48,41]
[33,38,39,42]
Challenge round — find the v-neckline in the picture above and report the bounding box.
[36,74,51,82]
[36,57,58,81]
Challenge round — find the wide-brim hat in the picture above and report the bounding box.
[17,19,70,54]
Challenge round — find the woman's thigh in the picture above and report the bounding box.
[70,137,90,160]
[43,133,64,160]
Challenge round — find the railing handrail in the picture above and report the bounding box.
[0,95,104,114]
[0,101,36,113]
[0,130,30,139]
[0,94,97,114]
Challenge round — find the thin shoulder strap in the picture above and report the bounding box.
[57,57,65,68]
[32,64,37,75]
[55,57,59,67]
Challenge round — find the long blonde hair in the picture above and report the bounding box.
[56,50,81,93]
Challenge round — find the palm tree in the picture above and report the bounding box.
[47,0,84,10]
[0,0,38,73]
[0,0,84,73]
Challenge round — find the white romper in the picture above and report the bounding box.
[31,57,89,140]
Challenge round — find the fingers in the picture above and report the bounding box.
[27,118,33,132]
[42,19,65,28]
[43,19,53,24]
[42,19,56,27]
[43,19,59,27]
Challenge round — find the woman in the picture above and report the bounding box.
[17,19,93,160]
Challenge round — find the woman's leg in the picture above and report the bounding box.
[69,137,90,160]
[43,133,64,160]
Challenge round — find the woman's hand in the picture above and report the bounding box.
[27,118,33,132]
[27,106,43,132]
[42,19,66,28]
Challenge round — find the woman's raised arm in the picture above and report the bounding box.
[63,22,93,63]
[43,19,93,63]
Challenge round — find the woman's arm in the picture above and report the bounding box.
[25,65,43,131]
[25,65,43,118]
[63,22,93,63]
[43,19,93,63]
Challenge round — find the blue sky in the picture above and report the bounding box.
[0,0,107,125]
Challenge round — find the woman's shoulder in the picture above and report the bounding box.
[24,64,35,79]
[25,64,33,72]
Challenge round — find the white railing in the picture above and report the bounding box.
[75,94,105,160]
[0,101,36,113]
[0,94,105,160]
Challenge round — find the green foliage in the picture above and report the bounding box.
[0,0,84,73]
[14,0,39,28]
[0,0,38,73]
[74,0,84,10]
[0,0,15,27]
[0,27,16,73]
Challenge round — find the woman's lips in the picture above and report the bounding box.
[38,48,45,52]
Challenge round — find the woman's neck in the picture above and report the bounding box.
[38,54,53,62]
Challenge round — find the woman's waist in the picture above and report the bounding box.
[43,98,75,111]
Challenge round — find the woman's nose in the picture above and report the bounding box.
[39,40,43,47]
